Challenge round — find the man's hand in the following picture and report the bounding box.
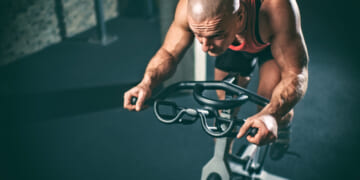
[237,114,278,146]
[123,83,152,111]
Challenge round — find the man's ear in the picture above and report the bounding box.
[236,9,242,18]
[235,4,245,20]
[234,7,246,33]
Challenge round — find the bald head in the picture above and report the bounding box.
[187,0,240,22]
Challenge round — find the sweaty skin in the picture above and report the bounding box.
[123,0,308,146]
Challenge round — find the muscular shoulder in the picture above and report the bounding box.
[173,0,191,32]
[258,0,302,43]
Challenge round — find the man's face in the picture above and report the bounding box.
[188,15,238,56]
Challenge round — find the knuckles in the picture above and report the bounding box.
[245,120,276,145]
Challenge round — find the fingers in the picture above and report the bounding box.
[247,130,276,146]
[245,119,265,145]
[237,117,277,146]
[123,85,151,111]
[136,90,146,111]
[237,119,253,139]
[123,89,138,111]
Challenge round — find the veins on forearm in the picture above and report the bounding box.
[264,72,308,119]
[143,48,179,88]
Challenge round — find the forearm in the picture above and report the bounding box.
[260,69,308,122]
[140,47,180,89]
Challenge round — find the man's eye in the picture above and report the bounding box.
[213,34,225,39]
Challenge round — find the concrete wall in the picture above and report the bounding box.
[0,0,118,66]
[0,0,197,81]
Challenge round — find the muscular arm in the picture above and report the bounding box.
[141,0,194,89]
[124,0,193,111]
[260,0,309,122]
[238,0,308,144]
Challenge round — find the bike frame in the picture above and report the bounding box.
[131,74,288,180]
[201,74,287,180]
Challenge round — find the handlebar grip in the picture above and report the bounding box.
[131,97,137,105]
[228,127,258,137]
[247,128,258,137]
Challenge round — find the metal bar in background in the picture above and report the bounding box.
[89,0,117,46]
[194,39,207,81]
[54,0,67,40]
[94,0,106,40]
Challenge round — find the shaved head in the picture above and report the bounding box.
[187,0,245,56]
[188,0,240,22]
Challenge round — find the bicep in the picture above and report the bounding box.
[266,0,308,75]
[161,22,194,61]
[271,31,308,76]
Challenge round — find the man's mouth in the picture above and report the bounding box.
[208,49,225,56]
[208,51,220,57]
[208,49,217,53]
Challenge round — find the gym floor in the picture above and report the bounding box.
[1,1,359,180]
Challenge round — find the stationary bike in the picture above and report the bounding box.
[131,73,287,180]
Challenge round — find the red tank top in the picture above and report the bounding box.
[229,0,270,53]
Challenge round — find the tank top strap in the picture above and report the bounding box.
[228,0,270,53]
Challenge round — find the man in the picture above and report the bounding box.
[123,0,308,158]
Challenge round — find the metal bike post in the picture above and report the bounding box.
[201,77,235,180]
[201,130,233,180]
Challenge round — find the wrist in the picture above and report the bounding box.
[140,73,159,90]
[257,114,278,136]
[141,74,156,89]
[258,104,282,121]
[258,106,292,129]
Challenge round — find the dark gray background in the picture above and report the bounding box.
[1,0,359,179]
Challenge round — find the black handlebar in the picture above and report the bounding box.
[130,81,269,138]
[130,97,138,105]
[193,81,269,107]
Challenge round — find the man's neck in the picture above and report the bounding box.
[232,33,245,46]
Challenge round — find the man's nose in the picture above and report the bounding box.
[201,38,212,52]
